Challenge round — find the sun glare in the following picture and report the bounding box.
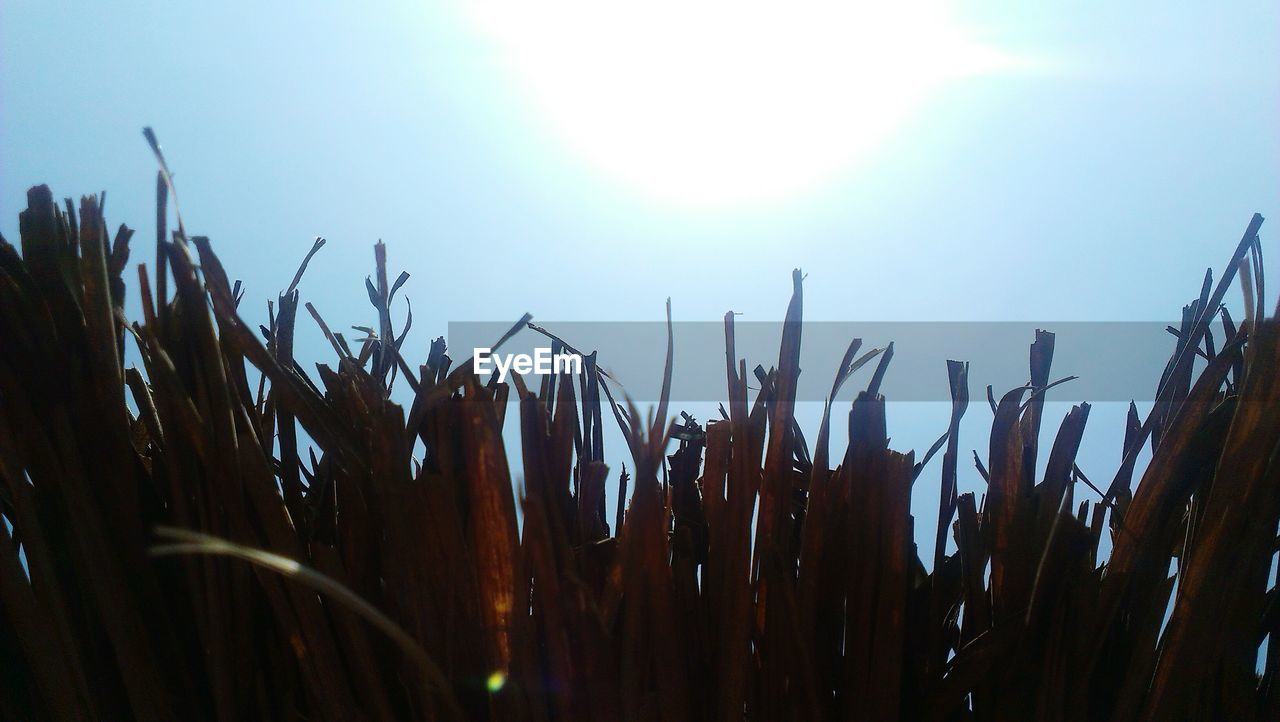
[465,1,1011,209]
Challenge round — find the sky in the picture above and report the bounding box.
[2,0,1277,560]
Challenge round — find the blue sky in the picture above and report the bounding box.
[2,1,1277,558]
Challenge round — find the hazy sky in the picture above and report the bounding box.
[2,1,1276,558]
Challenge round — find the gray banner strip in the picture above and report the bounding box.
[447,321,1239,402]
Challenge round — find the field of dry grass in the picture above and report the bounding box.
[1,139,1277,720]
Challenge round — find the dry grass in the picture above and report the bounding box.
[0,137,1278,720]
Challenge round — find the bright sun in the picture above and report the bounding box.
[465,1,1011,208]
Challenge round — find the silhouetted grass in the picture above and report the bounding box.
[0,134,1277,720]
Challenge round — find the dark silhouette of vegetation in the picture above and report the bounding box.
[1,135,1277,720]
